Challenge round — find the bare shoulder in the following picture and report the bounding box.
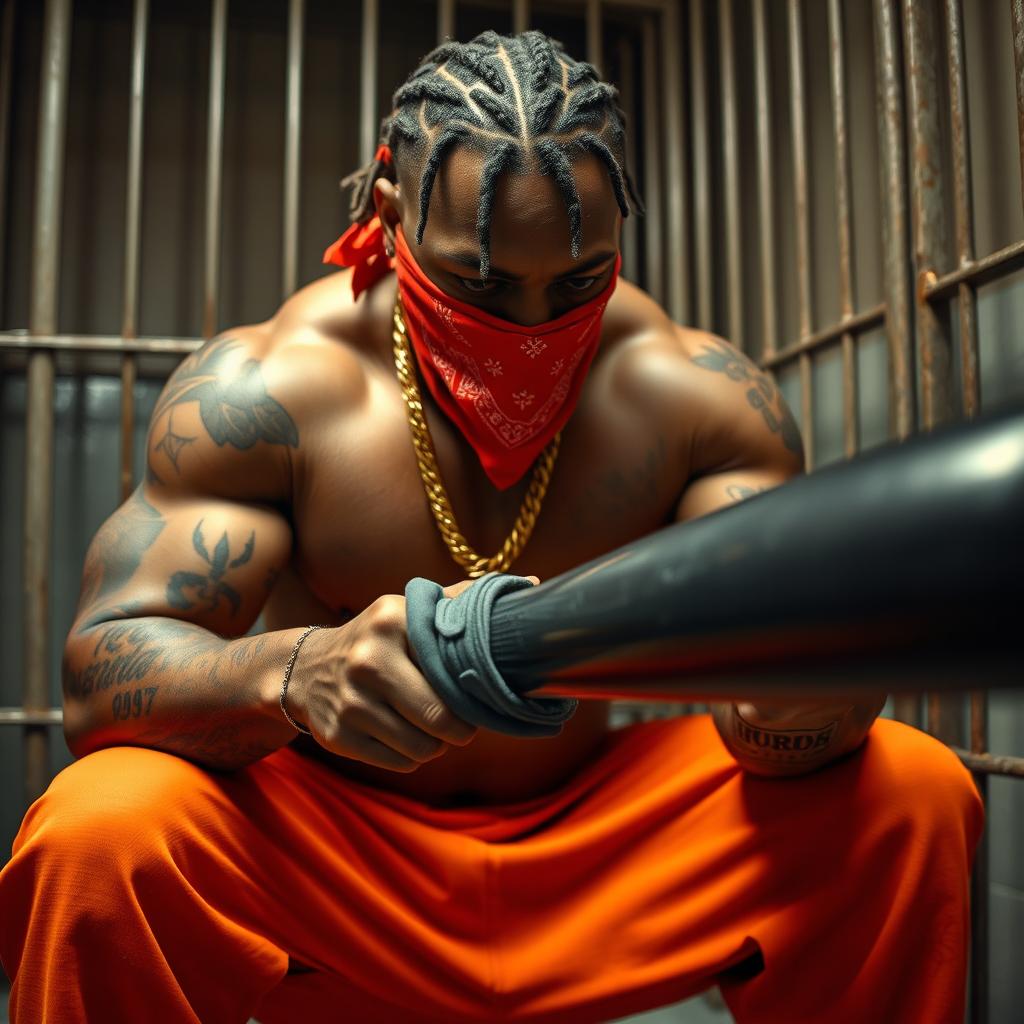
[145,270,378,506]
[601,281,805,475]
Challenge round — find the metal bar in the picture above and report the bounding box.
[827,0,858,458]
[120,354,137,501]
[641,15,664,304]
[586,0,601,70]
[945,0,978,420]
[788,0,814,468]
[719,0,742,350]
[0,708,64,726]
[360,0,378,163]
[952,747,1024,779]
[25,0,72,808]
[752,0,777,359]
[513,0,529,35]
[203,0,227,340]
[122,0,148,340]
[689,0,711,329]
[437,0,454,43]
[788,0,813,339]
[616,35,639,285]
[872,0,916,539]
[759,304,887,370]
[283,0,304,300]
[969,684,990,1024]
[661,0,688,324]
[903,0,953,434]
[0,331,200,354]
[0,0,17,322]
[1013,0,1024,218]
[923,239,1024,300]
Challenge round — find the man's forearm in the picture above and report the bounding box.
[709,694,887,778]
[63,616,307,771]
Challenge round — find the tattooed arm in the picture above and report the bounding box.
[674,329,886,778]
[62,328,310,770]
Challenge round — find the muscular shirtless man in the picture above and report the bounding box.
[0,30,982,1024]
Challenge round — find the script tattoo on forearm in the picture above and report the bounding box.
[148,335,299,480]
[76,489,165,633]
[690,339,803,456]
[166,520,255,616]
[64,619,220,700]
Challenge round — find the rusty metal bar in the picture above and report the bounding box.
[122,0,147,340]
[945,0,978,420]
[203,0,227,340]
[661,0,688,324]
[787,0,814,469]
[0,708,64,726]
[760,305,886,370]
[969,685,990,1024]
[922,238,1024,301]
[827,0,858,459]
[873,0,915,445]
[689,0,711,329]
[360,0,378,162]
[1013,0,1024,218]
[0,0,16,322]
[119,0,147,504]
[283,0,304,300]
[788,0,813,339]
[437,0,454,43]
[24,0,72,807]
[873,0,915,766]
[641,15,664,304]
[0,331,200,354]
[586,0,601,70]
[952,747,1024,779]
[120,354,137,501]
[719,0,742,350]
[512,0,529,35]
[616,35,639,284]
[902,0,953,435]
[752,0,777,359]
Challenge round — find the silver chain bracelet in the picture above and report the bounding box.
[279,624,326,735]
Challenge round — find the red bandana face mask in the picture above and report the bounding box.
[323,212,621,490]
[393,226,621,490]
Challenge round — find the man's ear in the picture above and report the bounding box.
[373,178,402,255]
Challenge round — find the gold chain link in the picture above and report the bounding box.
[392,295,560,578]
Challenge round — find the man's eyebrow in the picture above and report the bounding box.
[436,249,618,280]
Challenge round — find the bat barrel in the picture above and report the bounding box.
[485,402,1024,701]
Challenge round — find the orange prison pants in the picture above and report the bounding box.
[0,714,983,1024]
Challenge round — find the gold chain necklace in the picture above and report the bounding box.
[391,295,560,578]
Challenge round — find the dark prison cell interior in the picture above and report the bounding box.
[1,2,1024,1023]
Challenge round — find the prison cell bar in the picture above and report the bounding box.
[1014,0,1024,217]
[22,0,71,808]
[615,35,639,284]
[752,0,777,360]
[641,15,664,306]
[660,0,688,326]
[283,0,304,302]
[119,0,146,503]
[786,0,815,471]
[688,0,711,331]
[0,0,15,322]
[437,0,454,43]
[360,0,378,163]
[718,0,742,353]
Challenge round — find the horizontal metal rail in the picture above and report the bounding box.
[760,304,887,371]
[0,332,200,355]
[921,238,1024,303]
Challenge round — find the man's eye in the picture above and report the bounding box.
[458,277,498,293]
[563,276,598,291]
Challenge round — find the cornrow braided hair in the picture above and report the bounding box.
[343,29,645,281]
